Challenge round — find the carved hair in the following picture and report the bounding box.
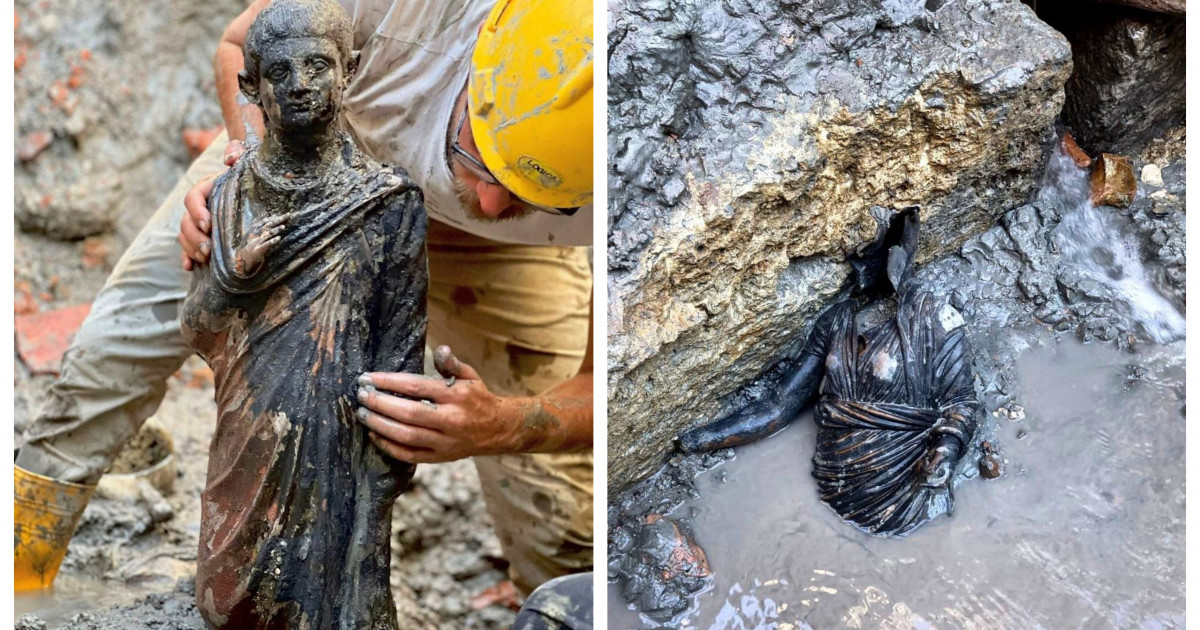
[243,0,353,83]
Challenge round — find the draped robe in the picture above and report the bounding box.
[181,138,427,629]
[807,283,977,537]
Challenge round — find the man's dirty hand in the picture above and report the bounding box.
[179,173,219,270]
[355,345,520,464]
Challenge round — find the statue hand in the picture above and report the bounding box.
[918,434,962,488]
[234,214,288,277]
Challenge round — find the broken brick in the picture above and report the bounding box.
[16,130,53,162]
[1090,153,1137,208]
[16,303,92,374]
[182,126,225,159]
[67,66,85,89]
[469,580,522,612]
[82,237,110,269]
[15,281,38,315]
[1061,132,1092,169]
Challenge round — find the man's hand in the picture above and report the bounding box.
[179,144,244,271]
[356,346,523,464]
[180,175,217,271]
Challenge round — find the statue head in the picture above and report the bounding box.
[239,0,359,138]
[847,206,920,296]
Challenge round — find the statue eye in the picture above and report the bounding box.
[312,59,329,71]
[267,66,289,82]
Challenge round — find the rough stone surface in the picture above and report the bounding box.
[1041,1,1185,153]
[1093,0,1185,17]
[607,0,1072,489]
[15,0,236,240]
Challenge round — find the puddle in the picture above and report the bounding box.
[609,337,1184,629]
[15,574,163,628]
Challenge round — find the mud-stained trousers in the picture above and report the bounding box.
[16,131,595,596]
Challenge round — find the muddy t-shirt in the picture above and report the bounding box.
[336,0,593,246]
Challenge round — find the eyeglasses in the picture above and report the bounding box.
[450,106,580,217]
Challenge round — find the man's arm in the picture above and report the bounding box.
[179,0,272,271]
[357,296,594,463]
[215,0,271,144]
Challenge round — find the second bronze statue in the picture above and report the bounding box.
[180,0,428,627]
[678,207,979,537]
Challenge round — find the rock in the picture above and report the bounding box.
[1141,163,1164,187]
[81,236,110,268]
[15,281,38,315]
[1040,1,1185,153]
[614,515,710,623]
[16,129,54,161]
[979,441,1004,479]
[15,615,47,630]
[15,0,237,245]
[607,0,1071,488]
[1061,132,1092,168]
[16,171,125,240]
[1090,153,1137,207]
[1093,0,1185,16]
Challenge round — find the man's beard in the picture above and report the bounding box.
[453,177,533,223]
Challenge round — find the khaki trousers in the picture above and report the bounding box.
[16,131,595,595]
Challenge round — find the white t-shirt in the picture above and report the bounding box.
[336,0,592,246]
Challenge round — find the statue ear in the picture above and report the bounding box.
[238,71,260,105]
[345,51,360,85]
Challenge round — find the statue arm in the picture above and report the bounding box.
[676,306,837,453]
[370,188,429,375]
[918,320,979,488]
[930,325,978,450]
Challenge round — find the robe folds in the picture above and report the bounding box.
[181,137,427,629]
[808,288,977,537]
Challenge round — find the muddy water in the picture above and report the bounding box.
[15,574,160,627]
[609,337,1184,629]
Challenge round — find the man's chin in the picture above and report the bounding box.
[464,204,533,223]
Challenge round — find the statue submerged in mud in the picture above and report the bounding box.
[678,208,978,537]
[180,0,427,627]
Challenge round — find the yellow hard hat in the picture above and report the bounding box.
[468,0,593,210]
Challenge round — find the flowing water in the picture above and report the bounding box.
[1045,154,1185,343]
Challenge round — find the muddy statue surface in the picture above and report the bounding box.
[180,1,427,627]
[679,208,978,536]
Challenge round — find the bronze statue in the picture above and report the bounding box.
[678,208,978,537]
[180,0,427,626]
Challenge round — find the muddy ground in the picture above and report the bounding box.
[15,0,520,627]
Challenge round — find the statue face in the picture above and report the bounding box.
[254,36,346,135]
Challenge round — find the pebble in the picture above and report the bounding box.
[1141,163,1164,188]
